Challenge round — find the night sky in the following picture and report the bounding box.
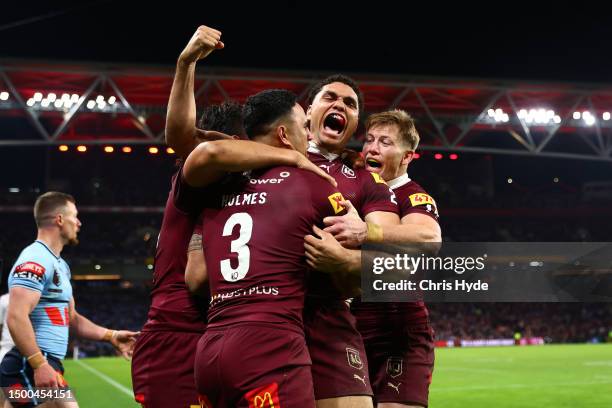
[2,2,612,82]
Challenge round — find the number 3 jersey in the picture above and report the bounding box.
[8,240,73,359]
[199,166,346,332]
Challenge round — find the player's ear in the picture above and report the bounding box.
[277,125,292,149]
[402,150,414,166]
[56,213,64,226]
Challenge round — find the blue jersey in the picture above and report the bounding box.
[8,241,73,359]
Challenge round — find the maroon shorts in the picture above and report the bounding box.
[303,299,373,400]
[131,330,202,408]
[194,322,315,407]
[360,321,435,407]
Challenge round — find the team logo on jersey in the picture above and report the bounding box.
[327,193,346,214]
[53,269,61,286]
[245,382,280,408]
[387,357,403,378]
[13,262,46,283]
[371,172,387,185]
[346,347,363,369]
[341,165,356,179]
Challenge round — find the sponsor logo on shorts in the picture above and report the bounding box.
[353,374,367,386]
[387,381,402,394]
[327,192,346,214]
[387,357,403,378]
[13,262,46,283]
[245,382,280,408]
[346,347,363,370]
[342,165,356,179]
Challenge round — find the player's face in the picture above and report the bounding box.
[285,104,309,155]
[59,201,81,246]
[362,124,413,181]
[307,82,359,152]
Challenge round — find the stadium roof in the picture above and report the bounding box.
[1,59,612,162]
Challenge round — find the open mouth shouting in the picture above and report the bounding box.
[322,112,347,138]
[365,157,383,172]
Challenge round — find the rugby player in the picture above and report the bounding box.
[0,192,138,408]
[306,110,441,407]
[303,75,401,408]
[184,89,345,407]
[131,24,243,408]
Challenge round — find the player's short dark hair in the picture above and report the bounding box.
[33,192,75,227]
[306,74,364,113]
[197,101,245,137]
[242,89,297,139]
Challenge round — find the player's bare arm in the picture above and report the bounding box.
[183,140,336,187]
[166,25,224,159]
[185,232,208,294]
[68,298,139,360]
[323,201,400,248]
[7,287,59,388]
[305,225,360,275]
[383,212,441,243]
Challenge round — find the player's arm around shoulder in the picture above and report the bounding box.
[324,168,401,247]
[397,212,442,243]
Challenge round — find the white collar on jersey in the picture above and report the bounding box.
[308,141,339,162]
[387,173,412,190]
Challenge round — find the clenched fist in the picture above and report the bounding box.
[179,25,224,64]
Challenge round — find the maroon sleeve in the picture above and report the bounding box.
[357,169,399,216]
[172,166,206,216]
[300,172,348,222]
[398,182,439,222]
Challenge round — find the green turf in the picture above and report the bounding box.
[62,344,612,407]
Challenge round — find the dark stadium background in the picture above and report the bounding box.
[1,2,611,357]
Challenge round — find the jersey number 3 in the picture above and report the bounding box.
[220,212,253,282]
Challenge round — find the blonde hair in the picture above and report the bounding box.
[365,109,419,151]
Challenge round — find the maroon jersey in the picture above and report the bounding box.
[306,144,399,300]
[307,146,398,218]
[353,173,440,327]
[141,169,207,333]
[200,166,347,331]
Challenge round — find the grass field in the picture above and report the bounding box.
[62,344,612,407]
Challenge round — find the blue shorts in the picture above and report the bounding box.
[0,347,68,407]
